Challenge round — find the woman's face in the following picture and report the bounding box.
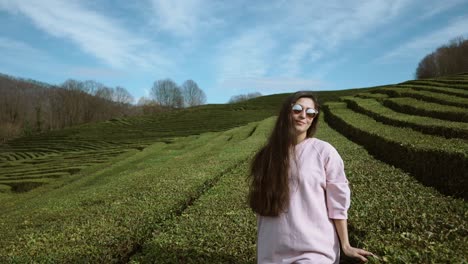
[291,97,316,137]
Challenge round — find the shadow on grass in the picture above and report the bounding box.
[5,181,46,193]
[134,228,370,264]
[339,224,370,264]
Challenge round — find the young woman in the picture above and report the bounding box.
[248,91,374,263]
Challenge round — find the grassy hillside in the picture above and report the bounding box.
[0,73,467,263]
[1,116,466,263]
[0,87,379,194]
[0,118,273,262]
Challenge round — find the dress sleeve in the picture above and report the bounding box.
[324,145,351,219]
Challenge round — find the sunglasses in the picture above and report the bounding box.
[292,104,319,118]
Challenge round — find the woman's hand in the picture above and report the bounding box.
[342,245,377,262]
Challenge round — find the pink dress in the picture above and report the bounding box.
[257,138,351,264]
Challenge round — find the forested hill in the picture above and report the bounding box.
[0,70,384,144]
[0,73,139,142]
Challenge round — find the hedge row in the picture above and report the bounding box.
[0,149,131,192]
[426,80,468,88]
[400,80,468,90]
[0,178,51,193]
[397,84,468,98]
[382,97,468,122]
[131,157,257,264]
[341,96,468,139]
[322,102,467,200]
[355,93,389,100]
[373,87,468,108]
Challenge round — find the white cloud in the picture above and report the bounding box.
[419,0,468,19]
[214,0,468,89]
[279,42,322,77]
[216,29,276,81]
[215,1,406,89]
[68,67,124,79]
[0,0,172,72]
[148,0,223,37]
[1,0,466,102]
[0,37,48,59]
[0,37,63,73]
[378,16,468,62]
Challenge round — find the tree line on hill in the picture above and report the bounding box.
[416,36,468,79]
[228,92,262,103]
[0,74,206,142]
[138,79,206,109]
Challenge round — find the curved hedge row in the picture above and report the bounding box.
[397,84,468,98]
[323,102,467,200]
[382,98,468,122]
[355,93,389,100]
[374,87,468,108]
[0,148,131,193]
[425,80,468,88]
[401,80,468,90]
[131,157,257,264]
[341,96,468,139]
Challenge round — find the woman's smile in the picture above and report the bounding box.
[295,120,306,125]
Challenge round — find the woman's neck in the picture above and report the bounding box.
[296,133,307,144]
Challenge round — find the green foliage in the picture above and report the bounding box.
[0,88,376,193]
[316,118,467,264]
[323,102,467,199]
[131,116,467,264]
[0,119,274,263]
[131,131,268,263]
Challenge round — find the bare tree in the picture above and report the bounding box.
[170,86,184,108]
[182,80,206,107]
[137,96,165,115]
[416,36,468,79]
[416,53,438,79]
[81,80,103,95]
[61,79,83,91]
[114,86,134,105]
[150,79,183,108]
[95,86,114,101]
[137,96,152,106]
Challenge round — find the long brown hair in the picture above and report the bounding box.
[248,91,320,216]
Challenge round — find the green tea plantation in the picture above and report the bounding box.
[0,73,467,263]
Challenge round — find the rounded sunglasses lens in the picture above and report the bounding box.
[292,104,303,114]
[306,109,317,118]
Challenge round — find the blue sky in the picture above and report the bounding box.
[1,0,468,104]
